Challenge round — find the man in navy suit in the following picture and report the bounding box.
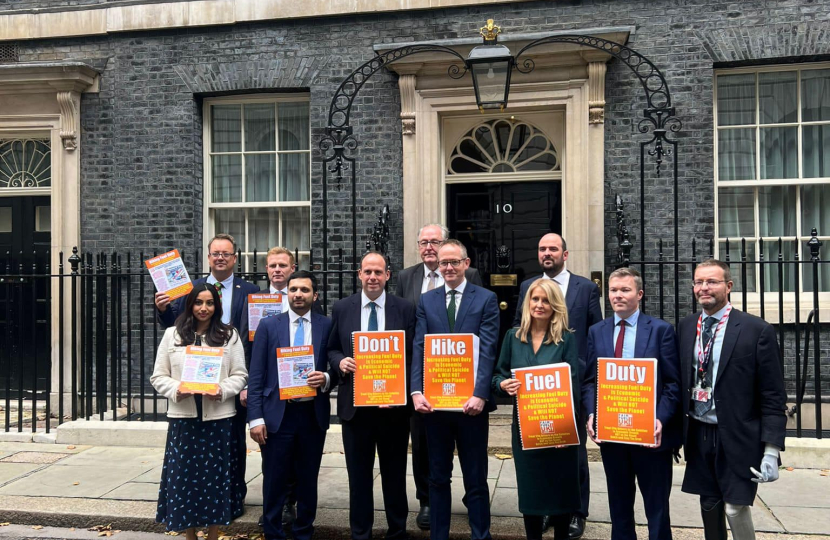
[247,270,337,540]
[513,233,602,538]
[411,239,500,540]
[679,260,786,540]
[154,233,260,504]
[583,267,680,540]
[329,251,416,540]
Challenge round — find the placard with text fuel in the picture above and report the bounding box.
[423,333,479,411]
[352,330,407,407]
[513,363,580,450]
[596,357,657,445]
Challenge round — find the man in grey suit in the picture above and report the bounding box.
[395,223,482,530]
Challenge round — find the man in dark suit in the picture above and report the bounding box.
[329,251,416,540]
[154,233,259,504]
[395,223,482,529]
[679,259,786,540]
[583,267,680,540]
[513,233,602,539]
[411,239,499,540]
[247,270,337,540]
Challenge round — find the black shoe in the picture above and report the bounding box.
[568,516,585,540]
[416,505,430,531]
[282,503,296,527]
[258,514,264,528]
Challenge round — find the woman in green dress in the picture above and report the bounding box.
[492,278,582,540]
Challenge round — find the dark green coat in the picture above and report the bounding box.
[492,328,582,516]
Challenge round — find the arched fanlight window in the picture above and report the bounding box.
[447,119,559,174]
[0,139,51,189]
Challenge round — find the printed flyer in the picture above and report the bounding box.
[247,294,283,340]
[513,363,580,450]
[423,333,479,410]
[179,346,224,394]
[277,345,317,400]
[352,330,407,407]
[596,357,657,445]
[145,249,193,300]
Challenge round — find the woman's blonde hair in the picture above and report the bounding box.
[516,278,570,345]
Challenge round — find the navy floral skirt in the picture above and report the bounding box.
[156,415,244,531]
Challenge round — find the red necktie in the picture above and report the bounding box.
[614,320,627,358]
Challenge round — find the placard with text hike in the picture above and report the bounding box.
[145,249,193,300]
[247,294,283,341]
[179,346,223,395]
[513,363,580,450]
[423,333,479,411]
[277,345,317,400]
[352,330,407,407]
[596,357,657,445]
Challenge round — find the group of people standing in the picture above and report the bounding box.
[150,226,787,540]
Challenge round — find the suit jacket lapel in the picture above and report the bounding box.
[408,268,422,305]
[278,315,290,351]
[603,318,616,358]
[385,296,401,331]
[453,285,474,331]
[311,313,325,370]
[230,277,245,327]
[716,312,741,380]
[681,316,697,383]
[634,315,652,358]
[566,278,578,313]
[428,289,451,333]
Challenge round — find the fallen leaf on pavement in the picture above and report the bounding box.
[69,528,75,531]
[164,532,180,536]
[88,524,113,533]
[786,467,794,471]
[73,482,80,485]
[32,525,44,530]
[66,445,76,449]
[0,523,10,527]
[494,454,512,460]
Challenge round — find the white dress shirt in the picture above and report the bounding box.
[542,268,570,299]
[269,284,289,313]
[206,273,235,325]
[361,290,386,331]
[444,279,467,314]
[421,264,445,294]
[612,309,640,359]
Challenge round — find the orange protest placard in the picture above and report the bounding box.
[179,346,223,395]
[514,363,580,450]
[423,333,479,410]
[277,345,318,400]
[596,357,657,445]
[144,249,193,301]
[247,294,283,341]
[352,330,407,407]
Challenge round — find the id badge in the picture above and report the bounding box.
[692,385,712,403]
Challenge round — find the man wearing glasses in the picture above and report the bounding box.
[395,224,482,530]
[154,233,260,507]
[410,239,499,540]
[679,259,786,540]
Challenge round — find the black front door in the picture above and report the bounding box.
[0,196,51,396]
[447,181,561,342]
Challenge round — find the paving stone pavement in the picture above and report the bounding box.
[0,440,828,538]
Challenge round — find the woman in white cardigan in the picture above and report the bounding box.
[151,283,247,540]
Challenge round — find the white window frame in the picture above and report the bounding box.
[714,62,830,321]
[202,93,312,273]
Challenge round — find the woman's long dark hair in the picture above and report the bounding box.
[174,283,235,347]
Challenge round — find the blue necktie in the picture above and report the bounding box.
[294,317,305,347]
[368,302,378,331]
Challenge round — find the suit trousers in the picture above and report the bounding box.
[410,411,430,506]
[600,443,673,540]
[424,411,491,540]
[343,407,411,540]
[232,396,248,503]
[260,401,326,540]
[577,420,590,518]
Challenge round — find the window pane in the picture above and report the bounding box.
[759,71,797,124]
[211,105,241,153]
[245,154,276,202]
[212,155,242,202]
[35,206,51,232]
[283,207,310,250]
[801,184,830,237]
[758,186,796,237]
[761,240,796,292]
[801,69,830,122]
[213,209,245,250]
[760,127,797,179]
[718,128,755,180]
[718,242,756,293]
[0,207,10,232]
[244,104,276,152]
[718,187,754,238]
[802,260,830,293]
[717,74,755,126]
[279,153,310,201]
[279,103,309,151]
[249,208,280,253]
[803,125,830,178]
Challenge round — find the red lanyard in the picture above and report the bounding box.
[695,304,731,382]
